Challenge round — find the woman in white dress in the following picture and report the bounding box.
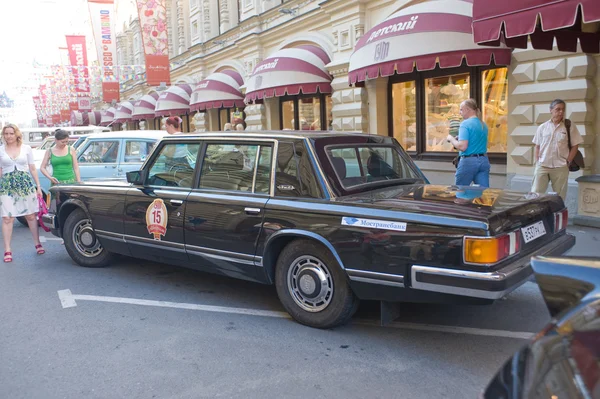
[0,124,44,262]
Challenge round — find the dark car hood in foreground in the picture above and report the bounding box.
[336,184,565,233]
[483,256,600,398]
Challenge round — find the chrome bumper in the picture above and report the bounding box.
[42,213,57,230]
[410,233,576,300]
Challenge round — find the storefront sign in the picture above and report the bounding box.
[88,0,120,102]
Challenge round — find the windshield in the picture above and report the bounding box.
[39,139,54,150]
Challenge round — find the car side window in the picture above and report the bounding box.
[199,143,271,193]
[275,142,321,198]
[146,143,199,188]
[79,140,120,164]
[124,140,154,163]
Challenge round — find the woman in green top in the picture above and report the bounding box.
[40,129,81,186]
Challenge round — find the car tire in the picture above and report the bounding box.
[275,239,359,329]
[63,208,113,268]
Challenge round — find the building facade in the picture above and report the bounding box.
[113,0,599,215]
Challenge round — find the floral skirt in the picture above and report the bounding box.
[0,171,39,217]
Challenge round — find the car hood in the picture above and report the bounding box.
[335,184,565,232]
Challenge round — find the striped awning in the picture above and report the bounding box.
[348,0,512,84]
[113,101,135,123]
[190,70,244,111]
[89,111,102,126]
[132,92,159,120]
[155,84,193,116]
[473,0,600,53]
[244,45,332,103]
[70,111,89,127]
[100,107,116,126]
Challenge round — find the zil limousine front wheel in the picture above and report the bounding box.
[275,239,358,329]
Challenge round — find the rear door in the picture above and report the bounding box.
[124,140,200,264]
[77,138,122,180]
[183,140,274,281]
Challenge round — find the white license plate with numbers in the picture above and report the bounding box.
[521,221,546,243]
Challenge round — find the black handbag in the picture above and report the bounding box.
[452,156,460,169]
[565,119,584,172]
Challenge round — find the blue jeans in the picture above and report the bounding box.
[455,156,490,187]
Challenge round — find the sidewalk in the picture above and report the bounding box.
[567,225,599,257]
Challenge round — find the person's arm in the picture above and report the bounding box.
[567,144,579,165]
[534,145,540,163]
[447,136,468,152]
[71,147,81,182]
[40,150,58,184]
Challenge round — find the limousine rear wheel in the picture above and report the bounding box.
[63,208,113,268]
[275,239,358,329]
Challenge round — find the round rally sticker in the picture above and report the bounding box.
[146,199,168,240]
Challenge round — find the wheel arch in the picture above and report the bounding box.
[58,199,91,236]
[261,230,346,284]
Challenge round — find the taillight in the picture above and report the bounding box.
[554,209,568,233]
[464,231,521,265]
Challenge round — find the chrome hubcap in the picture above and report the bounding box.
[287,255,333,313]
[72,219,103,258]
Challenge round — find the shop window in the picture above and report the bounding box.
[389,66,507,162]
[217,108,245,130]
[425,73,469,152]
[391,81,417,152]
[279,94,332,131]
[482,68,508,153]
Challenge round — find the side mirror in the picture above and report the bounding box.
[126,170,147,185]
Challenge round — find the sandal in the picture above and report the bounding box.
[4,252,12,263]
[35,244,45,255]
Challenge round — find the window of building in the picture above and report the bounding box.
[217,108,245,130]
[390,66,508,162]
[192,21,198,37]
[279,93,333,131]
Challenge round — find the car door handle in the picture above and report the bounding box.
[170,199,184,206]
[244,207,261,215]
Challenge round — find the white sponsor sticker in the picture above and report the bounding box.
[341,217,407,232]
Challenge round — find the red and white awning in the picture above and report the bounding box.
[473,0,600,53]
[244,45,332,103]
[89,111,102,126]
[190,70,245,111]
[348,0,511,84]
[113,101,135,123]
[132,92,159,120]
[155,84,193,116]
[100,107,116,126]
[70,111,89,127]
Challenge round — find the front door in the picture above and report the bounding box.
[77,138,122,180]
[184,141,273,281]
[124,141,200,265]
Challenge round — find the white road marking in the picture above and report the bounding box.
[41,236,62,241]
[57,290,535,339]
[39,236,46,243]
[57,289,77,308]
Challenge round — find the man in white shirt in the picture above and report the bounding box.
[531,99,583,200]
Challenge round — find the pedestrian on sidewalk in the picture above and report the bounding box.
[0,124,45,262]
[39,129,82,188]
[531,99,583,200]
[446,99,490,187]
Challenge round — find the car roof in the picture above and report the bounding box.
[160,130,383,141]
[82,130,167,140]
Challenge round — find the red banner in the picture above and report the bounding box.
[136,0,170,86]
[103,82,120,103]
[60,109,70,121]
[69,102,79,111]
[65,35,92,111]
[52,114,61,124]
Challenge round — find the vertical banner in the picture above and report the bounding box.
[65,35,92,111]
[88,0,120,103]
[136,0,170,86]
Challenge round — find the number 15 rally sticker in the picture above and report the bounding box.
[146,199,168,240]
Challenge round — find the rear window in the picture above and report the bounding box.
[326,145,423,190]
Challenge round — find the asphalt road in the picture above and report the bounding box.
[0,224,596,399]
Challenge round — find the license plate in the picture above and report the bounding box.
[521,221,546,243]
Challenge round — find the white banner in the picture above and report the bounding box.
[88,0,120,103]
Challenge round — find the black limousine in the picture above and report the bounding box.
[43,131,575,328]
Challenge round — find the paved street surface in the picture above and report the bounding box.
[1,223,597,399]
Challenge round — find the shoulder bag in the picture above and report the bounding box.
[565,119,584,172]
